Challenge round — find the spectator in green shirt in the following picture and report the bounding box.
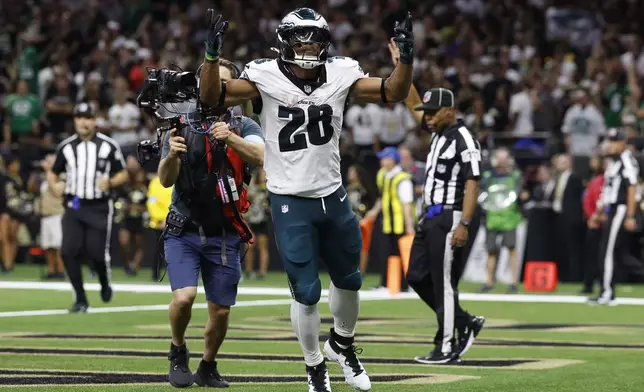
[479,148,523,294]
[3,80,41,147]
[17,42,40,97]
[602,79,628,128]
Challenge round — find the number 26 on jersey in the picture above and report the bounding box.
[278,104,334,152]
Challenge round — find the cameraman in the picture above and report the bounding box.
[158,61,264,388]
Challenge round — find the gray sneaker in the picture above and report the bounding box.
[168,343,193,388]
[194,359,230,388]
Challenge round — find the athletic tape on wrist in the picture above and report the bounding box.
[204,53,219,63]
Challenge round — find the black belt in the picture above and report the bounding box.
[606,203,626,213]
[183,221,229,237]
[64,196,110,207]
[424,204,462,213]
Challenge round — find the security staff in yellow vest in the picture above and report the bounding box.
[145,175,173,281]
[365,146,415,289]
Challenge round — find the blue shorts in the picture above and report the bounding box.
[164,231,242,306]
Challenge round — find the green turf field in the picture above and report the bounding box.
[1,266,643,391]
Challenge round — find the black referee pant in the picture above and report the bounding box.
[407,207,480,354]
[582,227,602,292]
[597,204,627,300]
[61,199,114,305]
[378,232,408,291]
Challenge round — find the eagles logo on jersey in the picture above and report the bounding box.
[276,8,331,70]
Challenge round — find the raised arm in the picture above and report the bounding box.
[200,63,259,108]
[351,13,414,104]
[199,10,259,108]
[387,36,423,123]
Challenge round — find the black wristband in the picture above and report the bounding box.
[217,81,226,108]
[380,79,388,104]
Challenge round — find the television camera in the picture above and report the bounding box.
[135,67,227,166]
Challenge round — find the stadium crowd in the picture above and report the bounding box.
[1,0,644,288]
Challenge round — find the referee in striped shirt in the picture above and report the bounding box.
[406,88,485,364]
[588,128,640,305]
[47,103,129,313]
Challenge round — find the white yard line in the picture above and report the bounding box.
[1,281,644,318]
[0,295,405,318]
[0,281,295,296]
[0,299,295,318]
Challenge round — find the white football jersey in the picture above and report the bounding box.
[240,57,366,198]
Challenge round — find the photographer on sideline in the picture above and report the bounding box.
[158,61,264,388]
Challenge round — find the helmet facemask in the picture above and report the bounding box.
[277,25,331,70]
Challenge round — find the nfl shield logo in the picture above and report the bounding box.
[281,204,289,213]
[304,85,311,93]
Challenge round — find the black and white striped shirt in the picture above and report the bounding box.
[423,122,481,209]
[601,150,639,206]
[51,133,126,200]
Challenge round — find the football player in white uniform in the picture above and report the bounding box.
[199,8,414,392]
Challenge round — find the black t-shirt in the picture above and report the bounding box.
[482,77,513,110]
[45,84,78,135]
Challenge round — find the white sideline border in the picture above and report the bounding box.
[1,281,644,318]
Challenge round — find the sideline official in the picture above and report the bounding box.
[47,103,129,313]
[588,128,640,305]
[405,88,485,364]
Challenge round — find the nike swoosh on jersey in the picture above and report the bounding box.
[339,193,347,202]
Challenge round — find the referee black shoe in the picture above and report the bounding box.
[414,345,458,364]
[457,316,485,358]
[101,285,113,303]
[69,302,89,313]
[194,359,230,388]
[168,343,194,388]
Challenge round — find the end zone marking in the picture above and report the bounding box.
[507,359,584,370]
